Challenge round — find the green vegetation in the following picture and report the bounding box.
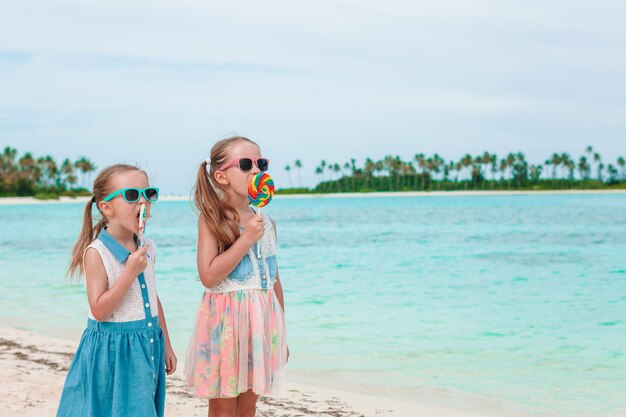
[0,147,96,198]
[4,145,624,198]
[280,147,626,193]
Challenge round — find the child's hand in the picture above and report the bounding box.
[126,245,149,277]
[241,214,264,246]
[165,343,177,375]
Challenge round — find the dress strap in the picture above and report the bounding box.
[136,271,154,327]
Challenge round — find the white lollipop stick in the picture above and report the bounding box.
[256,206,262,258]
[138,203,147,247]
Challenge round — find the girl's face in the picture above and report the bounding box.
[98,170,152,235]
[215,141,263,200]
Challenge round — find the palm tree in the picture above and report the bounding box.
[472,155,484,189]
[529,165,543,182]
[332,163,341,191]
[501,153,515,188]
[617,156,625,181]
[443,161,453,182]
[382,155,394,190]
[514,152,528,187]
[566,160,576,182]
[284,164,293,188]
[349,159,357,191]
[0,147,18,181]
[480,151,490,181]
[578,156,589,180]
[489,153,498,188]
[560,153,573,184]
[325,163,335,186]
[460,154,472,188]
[314,166,324,191]
[294,159,303,188]
[414,153,426,190]
[343,162,351,191]
[18,152,40,184]
[585,146,594,179]
[38,156,58,187]
[75,157,97,189]
[499,158,507,182]
[364,158,375,190]
[607,164,618,183]
[550,153,561,179]
[60,158,75,190]
[594,152,602,181]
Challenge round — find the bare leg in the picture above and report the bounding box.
[209,397,237,417]
[235,390,258,417]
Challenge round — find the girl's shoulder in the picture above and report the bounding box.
[85,238,106,255]
[83,239,109,267]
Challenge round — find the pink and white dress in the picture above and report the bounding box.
[184,213,287,398]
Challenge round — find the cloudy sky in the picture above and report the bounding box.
[1,1,625,193]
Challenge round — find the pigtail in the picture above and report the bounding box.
[194,161,240,251]
[67,197,98,279]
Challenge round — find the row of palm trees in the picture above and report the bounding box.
[4,145,624,196]
[0,147,96,197]
[284,147,626,192]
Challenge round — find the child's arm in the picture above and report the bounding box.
[85,245,149,321]
[274,272,290,360]
[197,216,264,288]
[274,273,286,312]
[270,218,285,311]
[270,218,289,361]
[157,296,177,375]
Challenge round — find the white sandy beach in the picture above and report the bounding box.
[0,325,509,417]
[0,189,625,206]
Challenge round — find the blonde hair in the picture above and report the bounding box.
[67,164,148,279]
[194,136,258,252]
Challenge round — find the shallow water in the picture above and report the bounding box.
[0,194,624,416]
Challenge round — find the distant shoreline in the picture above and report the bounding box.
[1,189,626,205]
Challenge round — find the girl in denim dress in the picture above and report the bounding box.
[57,164,177,417]
[185,136,288,416]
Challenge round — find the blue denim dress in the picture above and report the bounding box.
[56,230,166,417]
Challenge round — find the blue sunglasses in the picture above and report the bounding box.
[102,187,159,203]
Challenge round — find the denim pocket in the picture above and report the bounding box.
[228,255,253,282]
[266,255,278,279]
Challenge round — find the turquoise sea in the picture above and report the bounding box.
[0,194,624,416]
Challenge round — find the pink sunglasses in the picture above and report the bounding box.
[219,157,270,172]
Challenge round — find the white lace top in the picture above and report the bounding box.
[207,213,279,293]
[85,234,159,322]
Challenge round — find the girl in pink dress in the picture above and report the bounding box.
[185,136,288,417]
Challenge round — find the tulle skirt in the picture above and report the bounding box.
[184,289,287,398]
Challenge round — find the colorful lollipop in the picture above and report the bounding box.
[248,172,274,257]
[248,172,274,209]
[138,203,147,247]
